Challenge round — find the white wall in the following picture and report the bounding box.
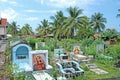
[0,27,5,35]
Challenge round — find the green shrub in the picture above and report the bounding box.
[24,38,39,49]
[107,44,120,59]
[116,35,120,42]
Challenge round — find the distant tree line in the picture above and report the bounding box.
[7,7,119,39]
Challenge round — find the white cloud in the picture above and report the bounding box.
[0,0,8,2]
[48,0,77,7]
[24,17,39,21]
[9,1,18,6]
[24,9,57,13]
[25,10,40,13]
[36,0,96,8]
[35,0,44,4]
[0,8,18,21]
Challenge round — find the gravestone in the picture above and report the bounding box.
[96,44,104,53]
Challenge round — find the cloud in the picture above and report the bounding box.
[35,0,44,4]
[24,17,39,21]
[9,1,19,6]
[24,9,57,13]
[0,8,18,21]
[36,0,96,8]
[0,0,8,2]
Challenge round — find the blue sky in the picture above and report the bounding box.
[0,0,120,32]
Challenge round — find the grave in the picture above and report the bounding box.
[70,45,87,62]
[29,50,52,72]
[96,44,104,53]
[86,64,109,74]
[11,40,53,77]
[54,48,68,60]
[32,71,54,80]
[56,60,84,78]
[11,41,33,72]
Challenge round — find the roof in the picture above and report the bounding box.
[0,18,7,27]
[93,34,100,38]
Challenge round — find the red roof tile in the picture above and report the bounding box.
[0,18,7,27]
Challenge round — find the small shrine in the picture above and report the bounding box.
[70,45,86,62]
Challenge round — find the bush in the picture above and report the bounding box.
[107,44,120,59]
[24,38,39,50]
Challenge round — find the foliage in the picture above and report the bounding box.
[81,37,104,57]
[100,29,117,40]
[57,39,80,51]
[36,19,51,37]
[7,21,19,36]
[116,35,120,42]
[106,44,120,58]
[92,37,104,45]
[14,71,26,80]
[81,37,94,48]
[50,11,66,39]
[20,24,34,36]
[91,12,107,33]
[52,66,58,79]
[24,38,39,49]
[62,7,89,38]
[85,45,97,56]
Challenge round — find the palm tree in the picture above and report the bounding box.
[50,11,66,39]
[36,24,43,37]
[77,17,94,38]
[91,12,107,33]
[62,7,87,38]
[41,19,50,35]
[20,24,34,36]
[7,21,18,36]
[36,19,51,37]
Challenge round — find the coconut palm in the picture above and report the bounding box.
[36,24,43,37]
[20,24,34,36]
[62,7,88,38]
[77,17,94,38]
[50,11,66,39]
[91,12,107,33]
[36,19,51,37]
[7,21,18,36]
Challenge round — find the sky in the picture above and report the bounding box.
[0,0,120,32]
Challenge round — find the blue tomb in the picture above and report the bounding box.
[11,41,33,72]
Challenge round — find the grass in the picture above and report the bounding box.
[77,59,120,80]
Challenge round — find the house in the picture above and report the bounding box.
[0,18,7,39]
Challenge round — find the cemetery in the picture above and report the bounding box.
[1,35,120,80]
[0,6,120,80]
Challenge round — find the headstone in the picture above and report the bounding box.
[54,48,64,59]
[96,44,104,53]
[30,50,52,71]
